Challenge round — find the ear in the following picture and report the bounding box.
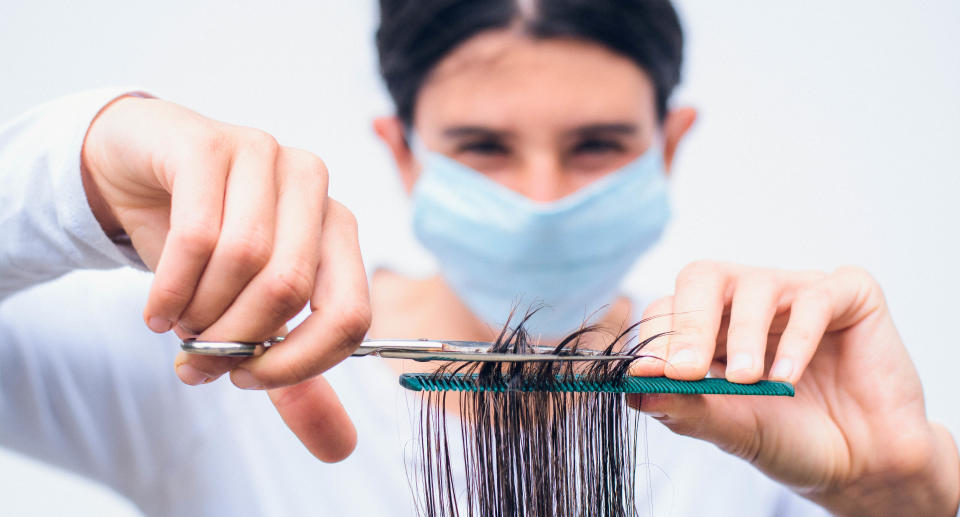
[661,106,697,173]
[373,116,419,194]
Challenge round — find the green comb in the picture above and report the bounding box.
[399,373,794,396]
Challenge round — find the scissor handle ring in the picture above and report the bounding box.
[180,337,284,357]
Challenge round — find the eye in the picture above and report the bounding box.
[571,138,625,154]
[457,140,509,155]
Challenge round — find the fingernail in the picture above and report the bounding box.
[629,356,662,374]
[177,364,210,386]
[770,358,794,381]
[147,317,172,333]
[726,353,754,373]
[231,369,263,390]
[669,349,698,367]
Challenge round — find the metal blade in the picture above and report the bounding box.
[182,338,637,362]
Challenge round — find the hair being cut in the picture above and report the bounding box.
[376,0,684,127]
[409,307,668,516]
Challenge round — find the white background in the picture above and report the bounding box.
[1,0,958,514]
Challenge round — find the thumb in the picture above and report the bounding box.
[627,393,766,462]
[268,375,357,463]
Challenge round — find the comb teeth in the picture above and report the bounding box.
[399,373,794,396]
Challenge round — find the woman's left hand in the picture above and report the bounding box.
[628,262,959,517]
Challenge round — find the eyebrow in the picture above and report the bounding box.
[442,126,513,139]
[569,123,639,137]
[441,123,640,140]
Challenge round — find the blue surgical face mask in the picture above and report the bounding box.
[410,146,671,338]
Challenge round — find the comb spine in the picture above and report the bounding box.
[398,373,794,396]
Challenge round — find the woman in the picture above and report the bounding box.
[0,0,956,516]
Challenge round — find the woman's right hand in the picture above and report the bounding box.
[81,95,371,462]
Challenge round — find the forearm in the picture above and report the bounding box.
[807,423,960,517]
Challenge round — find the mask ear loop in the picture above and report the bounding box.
[646,131,667,160]
[405,130,431,162]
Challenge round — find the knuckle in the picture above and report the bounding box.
[676,260,722,288]
[672,318,706,339]
[799,269,829,283]
[190,125,232,159]
[164,125,229,171]
[740,270,777,289]
[221,232,272,271]
[170,225,218,259]
[833,265,886,315]
[670,321,712,347]
[331,202,359,234]
[642,296,674,319]
[835,265,883,299]
[335,300,373,349]
[834,265,873,283]
[304,154,329,179]
[286,149,330,188]
[239,128,280,156]
[680,260,719,279]
[303,156,330,195]
[262,267,314,317]
[152,281,193,310]
[725,319,757,342]
[797,285,833,309]
[270,359,314,386]
[780,325,816,345]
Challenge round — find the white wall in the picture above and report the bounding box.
[0,1,957,514]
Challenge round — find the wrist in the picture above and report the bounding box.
[80,160,123,238]
[811,422,960,517]
[80,95,129,239]
[79,94,141,238]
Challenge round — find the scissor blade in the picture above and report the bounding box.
[181,338,637,362]
[358,339,621,356]
[375,350,636,362]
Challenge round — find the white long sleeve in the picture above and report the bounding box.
[0,91,450,516]
[0,92,831,516]
[0,88,145,301]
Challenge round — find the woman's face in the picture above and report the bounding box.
[375,29,695,202]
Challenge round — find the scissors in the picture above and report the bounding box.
[180,338,635,363]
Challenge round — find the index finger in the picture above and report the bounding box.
[231,201,371,389]
[665,261,735,380]
[143,152,228,333]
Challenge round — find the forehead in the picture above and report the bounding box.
[414,30,657,133]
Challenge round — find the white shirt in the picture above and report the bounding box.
[0,90,831,516]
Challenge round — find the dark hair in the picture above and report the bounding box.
[376,0,684,128]
[410,306,669,516]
